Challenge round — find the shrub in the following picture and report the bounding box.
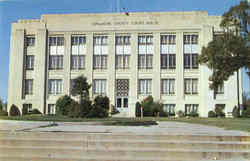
[135,102,141,117]
[242,107,250,118]
[188,111,199,117]
[68,102,82,118]
[88,96,110,118]
[208,110,216,117]
[215,104,225,117]
[141,96,154,116]
[93,96,109,110]
[87,105,108,118]
[0,110,8,116]
[56,95,73,116]
[232,106,240,118]
[9,104,20,116]
[79,99,92,117]
[29,109,42,115]
[22,106,28,115]
[177,110,185,118]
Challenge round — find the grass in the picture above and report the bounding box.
[0,115,250,132]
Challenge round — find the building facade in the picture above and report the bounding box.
[8,11,242,117]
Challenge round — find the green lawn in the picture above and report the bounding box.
[0,115,250,132]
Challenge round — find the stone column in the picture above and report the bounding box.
[35,29,47,114]
[176,31,184,111]
[107,33,116,107]
[152,32,161,101]
[86,33,94,99]
[63,33,71,95]
[129,32,138,117]
[7,29,25,113]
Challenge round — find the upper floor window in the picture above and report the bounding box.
[183,34,199,69]
[216,83,224,94]
[93,36,108,69]
[138,79,152,95]
[161,35,176,69]
[161,79,175,95]
[184,78,198,95]
[71,36,86,70]
[115,36,131,69]
[48,36,64,70]
[48,79,62,95]
[138,35,153,69]
[25,55,34,70]
[24,79,33,95]
[26,37,35,47]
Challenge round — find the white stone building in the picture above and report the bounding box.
[7,11,242,117]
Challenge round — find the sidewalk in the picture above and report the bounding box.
[0,120,249,136]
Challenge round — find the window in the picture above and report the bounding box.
[23,104,32,113]
[216,83,224,94]
[185,104,199,115]
[184,78,198,94]
[161,79,175,95]
[115,36,131,69]
[48,37,64,70]
[26,37,35,47]
[48,79,62,95]
[93,79,106,95]
[183,34,199,69]
[25,55,34,70]
[163,104,175,115]
[24,79,33,95]
[161,35,176,69]
[93,36,108,69]
[48,104,56,115]
[138,79,152,94]
[138,35,153,69]
[71,36,86,70]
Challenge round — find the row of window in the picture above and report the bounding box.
[25,34,198,47]
[24,34,199,70]
[24,54,198,70]
[23,78,224,95]
[23,103,199,115]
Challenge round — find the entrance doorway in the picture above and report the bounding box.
[115,79,129,112]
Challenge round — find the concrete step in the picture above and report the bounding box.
[1,132,250,142]
[0,139,249,150]
[0,147,249,160]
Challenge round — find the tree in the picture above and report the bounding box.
[198,1,250,104]
[71,75,91,104]
[0,99,3,111]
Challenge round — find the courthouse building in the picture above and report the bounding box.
[8,11,242,117]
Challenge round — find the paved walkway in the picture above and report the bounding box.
[0,120,249,136]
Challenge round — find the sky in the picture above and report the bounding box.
[0,0,247,102]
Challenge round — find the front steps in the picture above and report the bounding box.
[0,132,249,161]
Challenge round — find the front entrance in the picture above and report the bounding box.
[115,79,129,113]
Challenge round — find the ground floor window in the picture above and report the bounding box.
[23,104,32,113]
[163,104,175,115]
[185,104,199,115]
[48,104,56,115]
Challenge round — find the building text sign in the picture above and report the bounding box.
[92,20,159,26]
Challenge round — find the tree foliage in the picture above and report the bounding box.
[198,1,250,91]
[198,32,249,89]
[71,75,91,104]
